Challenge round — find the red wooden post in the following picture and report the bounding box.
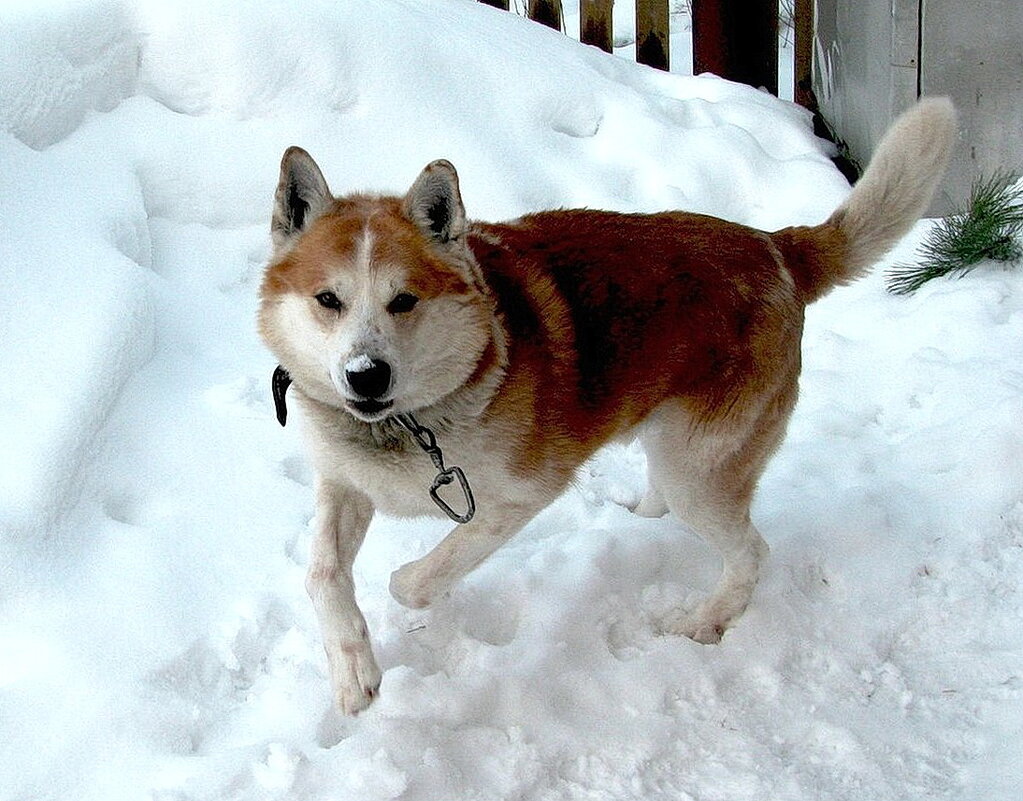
[581,0,614,53]
[692,0,778,95]
[528,0,562,31]
[636,0,669,71]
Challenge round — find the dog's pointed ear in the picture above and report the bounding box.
[403,160,467,244]
[272,147,332,252]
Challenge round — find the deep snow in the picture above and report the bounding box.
[1,1,1021,799]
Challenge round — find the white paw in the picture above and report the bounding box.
[656,605,728,645]
[675,615,726,645]
[389,559,443,609]
[325,639,382,715]
[631,490,668,518]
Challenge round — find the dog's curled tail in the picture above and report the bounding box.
[774,97,957,304]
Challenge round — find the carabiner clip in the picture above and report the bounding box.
[430,466,476,525]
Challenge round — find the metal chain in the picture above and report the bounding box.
[395,413,445,471]
[395,413,476,525]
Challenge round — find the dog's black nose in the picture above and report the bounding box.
[346,358,392,399]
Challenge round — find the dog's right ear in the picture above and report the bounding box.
[272,147,333,252]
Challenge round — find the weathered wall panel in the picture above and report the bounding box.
[813,0,918,173]
[813,0,1022,215]
[920,0,1023,210]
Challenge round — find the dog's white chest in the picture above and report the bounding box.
[313,434,451,519]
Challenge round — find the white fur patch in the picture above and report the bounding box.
[355,226,375,275]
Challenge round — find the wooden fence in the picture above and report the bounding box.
[478,0,814,106]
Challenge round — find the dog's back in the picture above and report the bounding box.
[469,210,803,465]
[464,98,957,470]
[454,99,957,643]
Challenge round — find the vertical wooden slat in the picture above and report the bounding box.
[692,0,778,95]
[636,0,669,71]
[528,0,562,31]
[793,0,814,107]
[580,0,614,53]
[477,0,509,9]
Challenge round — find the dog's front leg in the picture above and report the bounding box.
[389,502,537,609]
[307,477,381,714]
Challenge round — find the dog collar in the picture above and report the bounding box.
[272,365,293,426]
[270,366,475,524]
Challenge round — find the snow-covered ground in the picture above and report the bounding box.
[2,1,1021,799]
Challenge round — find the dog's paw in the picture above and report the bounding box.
[325,639,382,715]
[389,560,442,609]
[656,607,727,645]
[630,489,668,518]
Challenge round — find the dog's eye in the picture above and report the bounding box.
[387,292,419,314]
[315,291,344,312]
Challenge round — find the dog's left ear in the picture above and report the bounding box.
[403,160,467,244]
[272,147,333,252]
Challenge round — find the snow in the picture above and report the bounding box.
[346,354,376,375]
[1,1,1021,799]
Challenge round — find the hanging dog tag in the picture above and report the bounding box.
[430,466,476,525]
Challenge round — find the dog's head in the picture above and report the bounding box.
[259,149,497,423]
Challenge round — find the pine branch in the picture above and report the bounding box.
[887,171,1023,295]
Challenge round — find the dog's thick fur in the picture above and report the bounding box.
[259,99,956,714]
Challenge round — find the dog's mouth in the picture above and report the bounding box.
[346,398,394,421]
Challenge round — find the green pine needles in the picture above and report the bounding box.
[887,171,1023,295]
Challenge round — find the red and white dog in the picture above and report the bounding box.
[259,99,955,713]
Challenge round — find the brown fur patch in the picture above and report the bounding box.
[469,209,804,477]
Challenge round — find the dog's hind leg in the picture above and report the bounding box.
[646,394,792,643]
[306,477,381,714]
[661,507,769,645]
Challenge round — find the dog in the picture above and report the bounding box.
[258,98,955,714]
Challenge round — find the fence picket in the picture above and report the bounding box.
[635,0,670,71]
[692,0,778,95]
[580,0,614,53]
[528,0,562,30]
[793,0,813,107]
